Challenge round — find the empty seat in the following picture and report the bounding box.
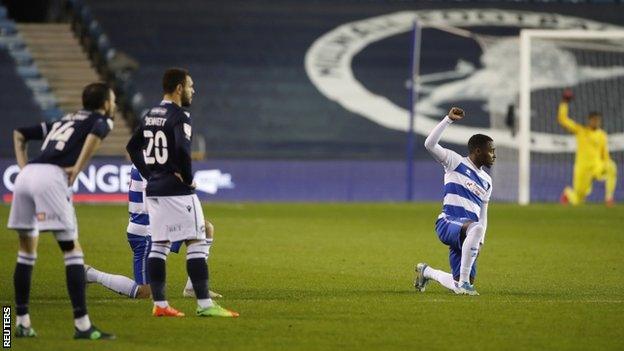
[0,48,44,156]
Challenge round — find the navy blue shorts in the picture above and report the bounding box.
[127,234,183,285]
[435,216,477,279]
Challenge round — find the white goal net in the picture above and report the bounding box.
[502,30,624,204]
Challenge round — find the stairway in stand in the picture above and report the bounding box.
[17,23,130,156]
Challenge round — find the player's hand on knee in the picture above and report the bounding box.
[448,107,464,121]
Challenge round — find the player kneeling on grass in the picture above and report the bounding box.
[84,165,222,300]
[414,107,495,296]
[557,89,617,207]
[7,83,116,339]
[126,67,238,317]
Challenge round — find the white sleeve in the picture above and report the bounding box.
[478,202,488,245]
[424,116,462,171]
[142,178,148,214]
[485,183,493,203]
[478,202,488,229]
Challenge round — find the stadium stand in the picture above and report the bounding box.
[80,0,624,160]
[2,0,624,161]
[80,0,409,159]
[0,0,136,156]
[0,5,48,157]
[16,22,133,156]
[0,49,46,157]
[0,0,622,202]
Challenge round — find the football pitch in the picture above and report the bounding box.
[1,203,623,351]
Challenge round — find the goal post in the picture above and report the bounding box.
[517,29,624,205]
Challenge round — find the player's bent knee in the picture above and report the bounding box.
[467,223,485,240]
[57,240,75,252]
[53,229,78,242]
[187,240,209,260]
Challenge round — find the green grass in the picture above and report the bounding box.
[1,203,623,351]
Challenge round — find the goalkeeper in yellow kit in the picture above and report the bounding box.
[558,89,617,207]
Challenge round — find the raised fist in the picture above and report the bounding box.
[562,88,574,102]
[448,107,464,121]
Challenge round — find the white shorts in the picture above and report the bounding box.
[7,164,78,240]
[145,194,205,242]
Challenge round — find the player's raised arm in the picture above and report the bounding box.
[557,89,581,134]
[424,107,463,167]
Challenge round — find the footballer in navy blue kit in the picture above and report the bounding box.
[414,107,495,296]
[84,165,222,300]
[7,82,116,340]
[126,68,238,318]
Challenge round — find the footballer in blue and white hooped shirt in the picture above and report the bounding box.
[85,166,155,299]
[127,166,183,288]
[414,107,495,296]
[85,165,221,300]
[126,166,152,289]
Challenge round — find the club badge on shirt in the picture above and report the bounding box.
[183,123,192,140]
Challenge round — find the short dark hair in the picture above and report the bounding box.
[82,82,111,110]
[588,111,602,119]
[163,68,189,94]
[468,134,493,153]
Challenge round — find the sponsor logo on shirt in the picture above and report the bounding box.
[464,181,485,198]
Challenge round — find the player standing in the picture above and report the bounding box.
[85,164,222,299]
[414,107,495,296]
[126,67,238,317]
[558,89,617,207]
[7,83,116,339]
